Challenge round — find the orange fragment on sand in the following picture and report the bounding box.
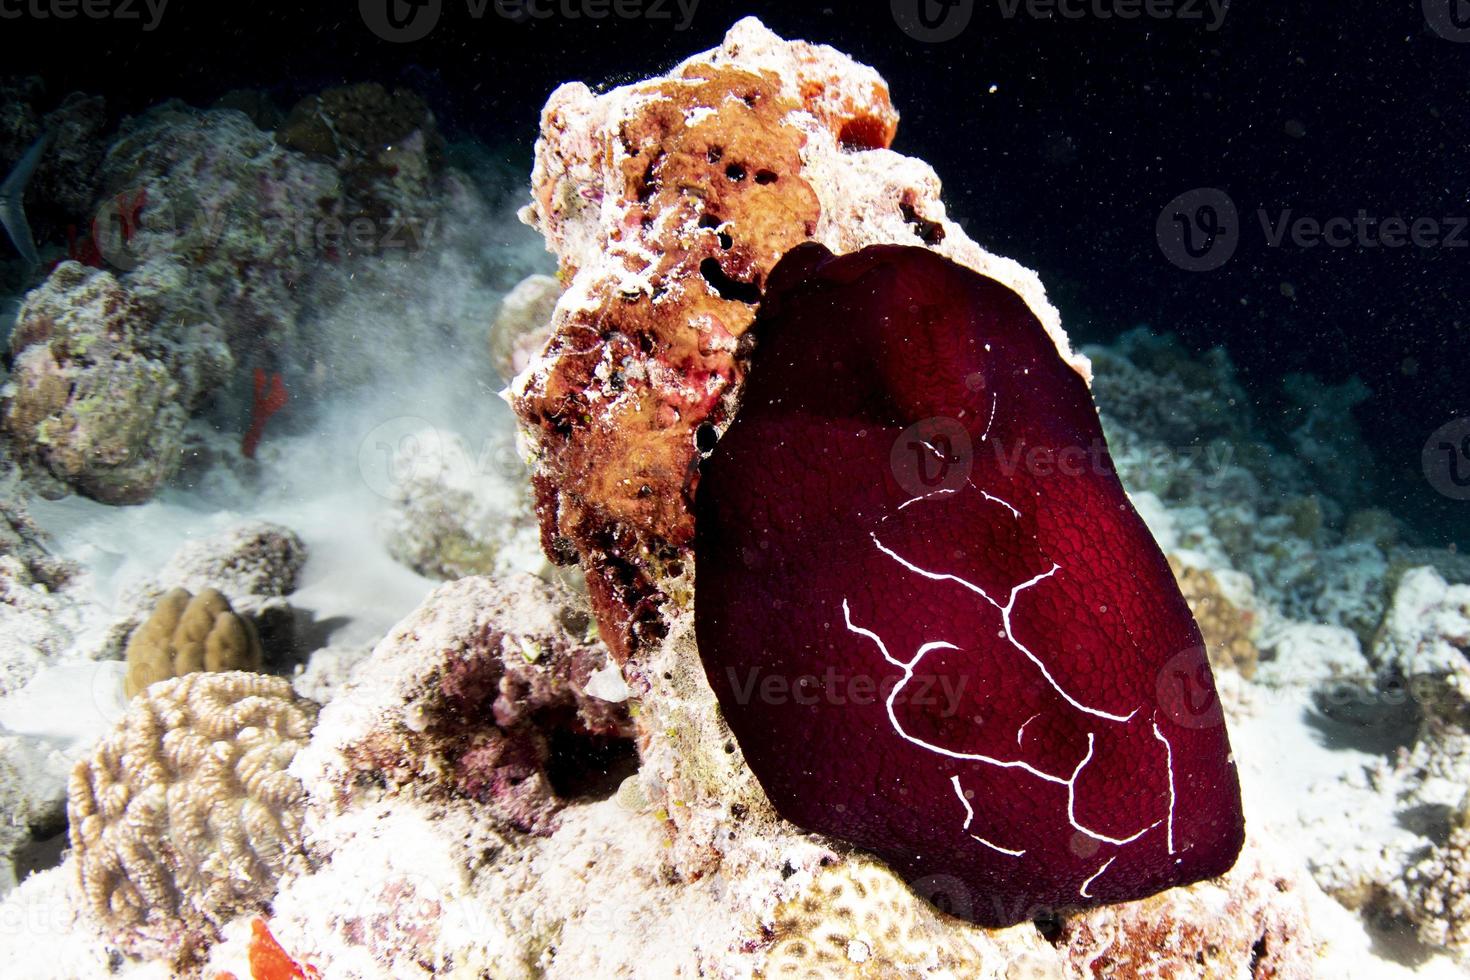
[247,918,320,980]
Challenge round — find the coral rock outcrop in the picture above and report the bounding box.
[1169,555,1260,677]
[489,272,561,380]
[512,14,1074,662]
[1,261,230,504]
[293,574,632,835]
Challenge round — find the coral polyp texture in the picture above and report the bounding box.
[67,672,318,962]
[695,243,1244,925]
[512,15,1071,661]
[122,587,265,698]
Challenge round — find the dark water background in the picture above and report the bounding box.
[3,0,1466,546]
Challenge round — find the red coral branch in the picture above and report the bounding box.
[242,369,289,459]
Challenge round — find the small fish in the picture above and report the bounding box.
[0,131,52,266]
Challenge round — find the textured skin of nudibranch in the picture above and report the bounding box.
[694,243,1244,926]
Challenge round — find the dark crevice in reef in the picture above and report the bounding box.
[699,257,762,304]
[544,728,639,801]
[695,422,719,454]
[1249,935,1268,976]
[1033,911,1066,945]
[900,197,945,246]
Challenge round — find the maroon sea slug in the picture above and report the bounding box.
[694,243,1244,926]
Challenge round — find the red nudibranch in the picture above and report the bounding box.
[694,243,1244,926]
[242,369,288,459]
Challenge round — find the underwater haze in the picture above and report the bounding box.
[0,2,1466,977]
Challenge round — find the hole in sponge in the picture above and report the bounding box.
[700,257,761,304]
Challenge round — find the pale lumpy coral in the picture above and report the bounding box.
[122,587,265,698]
[1397,815,1470,960]
[380,429,545,583]
[157,521,307,604]
[67,672,317,960]
[489,273,561,380]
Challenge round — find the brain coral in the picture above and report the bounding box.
[123,587,265,698]
[67,672,318,961]
[763,859,989,977]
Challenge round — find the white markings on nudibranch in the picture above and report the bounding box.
[980,490,1020,519]
[950,774,976,827]
[847,475,1173,867]
[897,487,960,511]
[981,394,998,442]
[1067,734,1161,846]
[1017,712,1040,746]
[843,600,1068,786]
[950,775,1026,857]
[1151,716,1178,855]
[868,533,1137,725]
[1079,856,1117,898]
